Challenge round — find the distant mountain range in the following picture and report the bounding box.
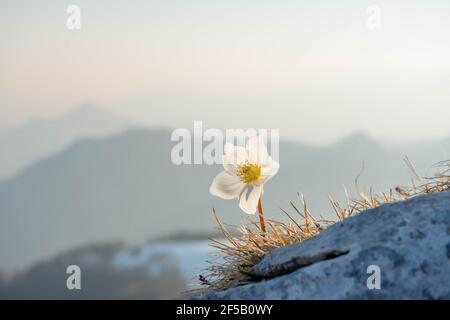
[0,123,448,271]
[0,241,188,299]
[0,105,130,180]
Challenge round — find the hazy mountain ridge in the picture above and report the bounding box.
[0,127,448,271]
[0,105,131,180]
[0,241,187,299]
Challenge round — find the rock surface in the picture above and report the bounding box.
[196,191,450,299]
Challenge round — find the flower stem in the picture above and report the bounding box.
[257,197,266,235]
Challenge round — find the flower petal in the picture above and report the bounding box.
[209,171,243,199]
[246,135,269,164]
[262,157,279,176]
[254,157,279,186]
[223,143,247,174]
[239,185,262,214]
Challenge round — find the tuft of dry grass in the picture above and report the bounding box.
[196,159,450,293]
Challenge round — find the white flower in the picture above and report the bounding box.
[209,135,279,214]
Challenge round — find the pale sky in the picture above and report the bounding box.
[1,0,450,143]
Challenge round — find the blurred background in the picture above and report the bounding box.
[1,0,449,299]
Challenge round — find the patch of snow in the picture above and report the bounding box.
[112,240,219,282]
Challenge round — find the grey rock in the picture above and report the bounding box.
[196,191,450,299]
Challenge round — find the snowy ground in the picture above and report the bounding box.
[112,239,220,287]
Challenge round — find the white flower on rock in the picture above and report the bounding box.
[209,135,279,214]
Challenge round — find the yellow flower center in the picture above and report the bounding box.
[236,161,262,184]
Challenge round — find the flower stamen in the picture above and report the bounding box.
[236,161,261,184]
